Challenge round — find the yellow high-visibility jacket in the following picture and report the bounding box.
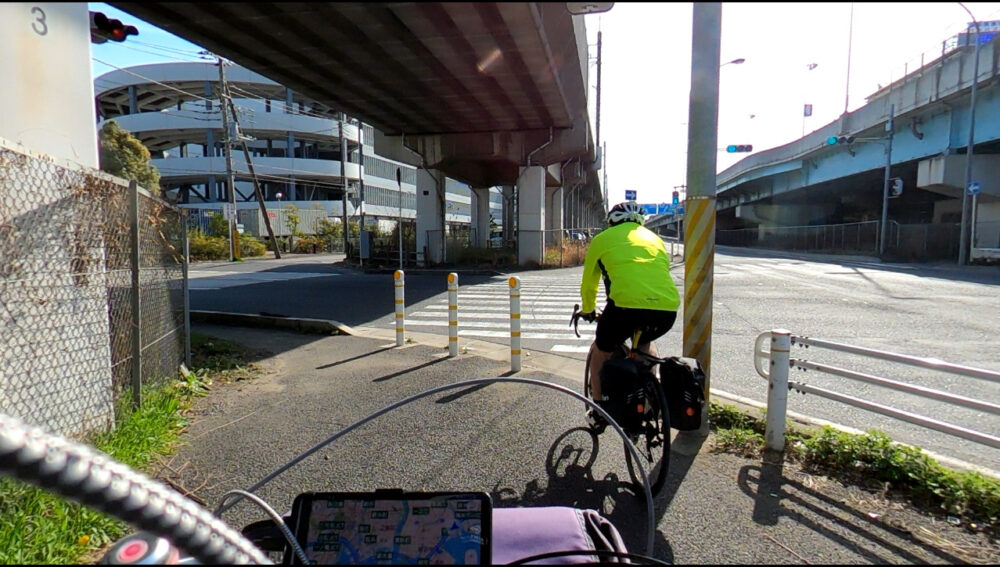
[580,222,680,314]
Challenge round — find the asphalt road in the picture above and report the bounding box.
[189,249,1000,475]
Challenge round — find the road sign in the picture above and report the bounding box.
[625,190,636,201]
[968,182,981,195]
[222,203,235,220]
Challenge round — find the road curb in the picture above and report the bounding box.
[190,310,355,336]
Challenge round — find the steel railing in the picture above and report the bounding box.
[754,330,1000,452]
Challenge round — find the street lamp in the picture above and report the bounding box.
[958,2,981,265]
[802,62,818,137]
[275,191,283,204]
[721,57,745,67]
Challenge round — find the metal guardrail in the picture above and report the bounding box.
[753,330,1000,452]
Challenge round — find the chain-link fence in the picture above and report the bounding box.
[885,221,960,261]
[1,141,187,438]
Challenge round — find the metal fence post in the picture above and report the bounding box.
[129,181,142,410]
[182,209,191,369]
[448,272,459,357]
[765,329,791,452]
[394,270,405,346]
[509,276,521,372]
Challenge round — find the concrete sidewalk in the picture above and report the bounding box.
[168,321,998,564]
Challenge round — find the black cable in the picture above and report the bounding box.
[505,548,671,565]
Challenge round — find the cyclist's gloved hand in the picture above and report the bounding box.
[580,311,597,323]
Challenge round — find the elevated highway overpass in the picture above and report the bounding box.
[111,2,606,264]
[649,36,1000,262]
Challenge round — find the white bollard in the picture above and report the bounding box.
[394,270,405,346]
[509,276,521,372]
[448,272,459,357]
[765,329,791,452]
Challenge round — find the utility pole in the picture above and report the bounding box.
[684,3,721,434]
[225,95,281,259]
[217,56,239,261]
[959,7,982,265]
[879,103,894,256]
[358,120,366,270]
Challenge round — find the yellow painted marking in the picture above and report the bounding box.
[394,271,402,279]
[449,336,458,341]
[511,331,521,337]
[396,327,404,332]
[449,321,457,325]
[511,349,521,355]
[508,277,518,287]
[448,273,457,283]
[396,313,404,318]
[395,299,404,304]
[510,313,521,319]
[448,305,457,309]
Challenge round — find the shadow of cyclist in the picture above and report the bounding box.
[490,426,675,563]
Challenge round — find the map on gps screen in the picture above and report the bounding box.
[292,492,491,565]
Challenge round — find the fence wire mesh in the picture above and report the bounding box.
[0,142,186,438]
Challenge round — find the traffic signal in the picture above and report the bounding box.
[90,11,138,44]
[672,191,679,205]
[725,144,753,153]
[826,135,855,146]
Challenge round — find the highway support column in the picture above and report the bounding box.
[683,2,721,434]
[517,167,546,265]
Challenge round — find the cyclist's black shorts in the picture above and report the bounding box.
[595,300,677,352]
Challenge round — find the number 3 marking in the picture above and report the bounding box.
[31,6,48,36]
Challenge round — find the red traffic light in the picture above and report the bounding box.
[90,11,138,44]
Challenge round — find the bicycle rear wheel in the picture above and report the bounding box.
[623,374,671,497]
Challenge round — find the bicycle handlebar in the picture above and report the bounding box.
[569,304,600,338]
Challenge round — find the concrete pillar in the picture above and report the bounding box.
[502,185,515,245]
[416,168,445,265]
[517,166,546,265]
[472,187,491,248]
[128,85,138,114]
[546,186,563,233]
[207,174,217,201]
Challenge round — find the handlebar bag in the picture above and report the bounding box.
[493,506,629,564]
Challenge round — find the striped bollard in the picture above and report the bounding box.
[448,272,459,357]
[394,270,405,346]
[509,276,521,372]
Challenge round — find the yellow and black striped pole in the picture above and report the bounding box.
[683,2,721,433]
[394,270,405,346]
[509,276,521,372]
[448,272,459,357]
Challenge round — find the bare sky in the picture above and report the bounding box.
[91,2,1000,207]
[585,2,1000,205]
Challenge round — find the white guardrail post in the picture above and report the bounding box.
[509,276,521,372]
[394,270,405,346]
[765,329,791,452]
[448,272,458,357]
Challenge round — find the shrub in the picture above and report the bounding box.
[187,230,229,261]
[240,237,267,258]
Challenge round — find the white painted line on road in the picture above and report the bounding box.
[551,345,592,353]
[457,330,592,340]
[409,312,572,321]
[404,319,594,333]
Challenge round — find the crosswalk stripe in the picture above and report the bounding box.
[551,345,592,353]
[404,319,595,333]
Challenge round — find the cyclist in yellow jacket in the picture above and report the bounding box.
[579,201,680,430]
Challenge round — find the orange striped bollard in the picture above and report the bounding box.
[394,270,405,346]
[509,276,521,372]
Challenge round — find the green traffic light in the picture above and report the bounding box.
[726,145,737,153]
[826,136,839,146]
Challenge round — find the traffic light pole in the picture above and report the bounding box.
[879,104,894,257]
[683,2,721,435]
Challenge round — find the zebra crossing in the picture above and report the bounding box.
[405,278,606,354]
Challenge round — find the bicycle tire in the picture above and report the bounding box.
[623,373,671,496]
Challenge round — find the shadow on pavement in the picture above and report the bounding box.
[739,454,968,564]
[315,346,396,369]
[490,426,675,562]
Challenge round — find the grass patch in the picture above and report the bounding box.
[708,402,1000,533]
[0,332,262,565]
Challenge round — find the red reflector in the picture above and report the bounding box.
[636,404,644,413]
[685,407,695,417]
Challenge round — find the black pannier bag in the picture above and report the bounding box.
[599,358,645,432]
[659,356,706,431]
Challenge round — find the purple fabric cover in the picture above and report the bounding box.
[492,506,599,564]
